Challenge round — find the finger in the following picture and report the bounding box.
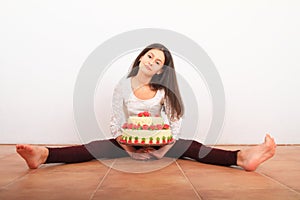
[133,153,150,160]
[148,152,157,158]
[146,148,156,153]
[141,153,151,159]
[132,155,147,160]
[143,153,154,160]
[148,152,154,156]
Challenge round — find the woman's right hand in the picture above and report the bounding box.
[130,148,153,161]
[116,136,152,160]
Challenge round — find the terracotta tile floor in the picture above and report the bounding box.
[0,144,299,200]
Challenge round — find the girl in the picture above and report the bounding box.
[16,43,276,171]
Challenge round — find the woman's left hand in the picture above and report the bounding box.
[131,149,153,160]
[147,141,176,160]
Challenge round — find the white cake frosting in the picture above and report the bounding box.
[120,114,173,145]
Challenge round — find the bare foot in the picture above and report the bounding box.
[16,144,49,169]
[237,134,276,171]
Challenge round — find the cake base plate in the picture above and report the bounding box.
[118,140,175,147]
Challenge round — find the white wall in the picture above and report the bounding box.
[0,0,299,144]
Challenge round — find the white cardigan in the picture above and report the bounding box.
[110,77,182,139]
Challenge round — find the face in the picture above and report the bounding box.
[138,49,165,77]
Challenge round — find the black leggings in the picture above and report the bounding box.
[45,139,239,167]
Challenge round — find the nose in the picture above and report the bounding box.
[148,59,154,66]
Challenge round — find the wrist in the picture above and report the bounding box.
[128,150,135,157]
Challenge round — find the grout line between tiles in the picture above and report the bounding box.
[0,172,30,190]
[89,159,116,200]
[258,171,300,195]
[175,160,203,200]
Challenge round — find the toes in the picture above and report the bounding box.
[16,144,25,151]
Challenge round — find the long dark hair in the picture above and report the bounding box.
[127,43,184,120]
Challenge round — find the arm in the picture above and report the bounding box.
[148,141,176,159]
[110,81,125,139]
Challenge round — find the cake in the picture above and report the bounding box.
[119,111,174,145]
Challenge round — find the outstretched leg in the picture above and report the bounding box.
[166,139,239,166]
[16,139,128,169]
[237,134,276,171]
[166,134,276,171]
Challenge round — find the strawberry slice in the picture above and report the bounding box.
[141,138,146,144]
[156,124,163,130]
[127,123,133,129]
[122,123,128,129]
[163,124,170,129]
[133,124,139,129]
[149,137,153,144]
[142,124,149,130]
[162,136,166,144]
[156,137,160,144]
[143,111,150,117]
[134,136,139,144]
